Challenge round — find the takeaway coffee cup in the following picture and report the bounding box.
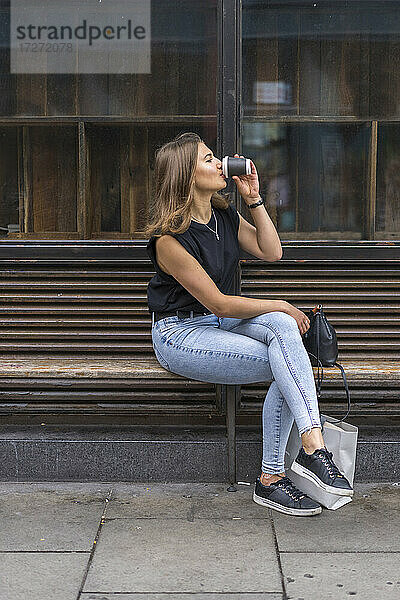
[222,156,251,178]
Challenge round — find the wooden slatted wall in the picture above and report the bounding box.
[0,242,399,423]
[0,243,219,421]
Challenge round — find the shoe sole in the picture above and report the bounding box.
[291,461,354,497]
[253,491,322,517]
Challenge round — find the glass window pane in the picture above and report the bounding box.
[0,127,19,238]
[88,122,217,239]
[242,122,369,239]
[29,126,78,233]
[1,121,216,240]
[1,0,218,117]
[243,0,400,118]
[1,126,78,239]
[376,124,400,238]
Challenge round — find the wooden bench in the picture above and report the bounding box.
[1,355,398,487]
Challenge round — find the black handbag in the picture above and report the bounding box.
[302,304,350,422]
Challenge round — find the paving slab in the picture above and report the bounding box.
[281,552,400,600]
[0,487,106,551]
[84,518,281,594]
[0,482,113,493]
[0,553,88,600]
[272,483,400,552]
[107,482,263,520]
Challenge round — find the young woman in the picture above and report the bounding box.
[145,132,353,517]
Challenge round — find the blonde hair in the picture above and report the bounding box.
[143,132,230,238]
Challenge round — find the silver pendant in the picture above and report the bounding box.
[216,233,219,240]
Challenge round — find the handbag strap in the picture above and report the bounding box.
[307,352,324,398]
[330,361,351,424]
[307,354,351,424]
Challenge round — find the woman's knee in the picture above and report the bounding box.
[261,310,299,333]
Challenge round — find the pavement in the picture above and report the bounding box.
[0,481,399,600]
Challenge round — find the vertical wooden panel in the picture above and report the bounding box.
[57,127,78,231]
[17,126,24,235]
[0,127,18,236]
[78,121,89,238]
[30,126,77,232]
[359,33,370,118]
[120,127,141,235]
[87,127,105,234]
[166,40,180,115]
[319,11,361,115]
[108,74,149,116]
[22,126,33,233]
[46,75,77,116]
[369,9,400,118]
[149,40,168,115]
[77,75,109,116]
[367,121,377,240]
[298,10,321,115]
[255,15,278,116]
[131,126,149,234]
[203,3,218,116]
[277,10,298,116]
[16,75,47,116]
[100,128,120,233]
[294,126,300,233]
[120,127,132,234]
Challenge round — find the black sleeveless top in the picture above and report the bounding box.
[146,202,240,314]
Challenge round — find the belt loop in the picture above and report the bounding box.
[190,310,194,318]
[151,312,155,326]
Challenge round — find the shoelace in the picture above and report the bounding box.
[314,449,344,479]
[273,477,305,501]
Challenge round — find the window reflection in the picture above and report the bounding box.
[242,122,368,239]
[243,1,400,119]
[377,125,400,237]
[88,123,217,239]
[0,0,218,117]
[0,128,19,237]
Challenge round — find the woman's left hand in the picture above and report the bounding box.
[231,154,260,205]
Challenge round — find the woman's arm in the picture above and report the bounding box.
[238,208,282,262]
[232,153,282,261]
[156,234,309,334]
[218,296,310,335]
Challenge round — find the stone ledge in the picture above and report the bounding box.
[0,427,399,483]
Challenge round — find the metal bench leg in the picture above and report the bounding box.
[226,384,237,492]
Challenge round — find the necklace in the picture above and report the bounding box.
[191,208,219,241]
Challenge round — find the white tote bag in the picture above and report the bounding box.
[284,415,358,510]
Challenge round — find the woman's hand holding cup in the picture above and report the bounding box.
[231,153,261,205]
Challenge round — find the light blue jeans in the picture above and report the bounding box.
[151,310,322,474]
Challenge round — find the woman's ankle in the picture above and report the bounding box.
[301,426,325,454]
[260,471,285,486]
[302,444,325,455]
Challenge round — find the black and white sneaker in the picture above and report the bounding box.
[253,476,322,517]
[291,447,354,497]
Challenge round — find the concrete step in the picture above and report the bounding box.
[0,426,399,483]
